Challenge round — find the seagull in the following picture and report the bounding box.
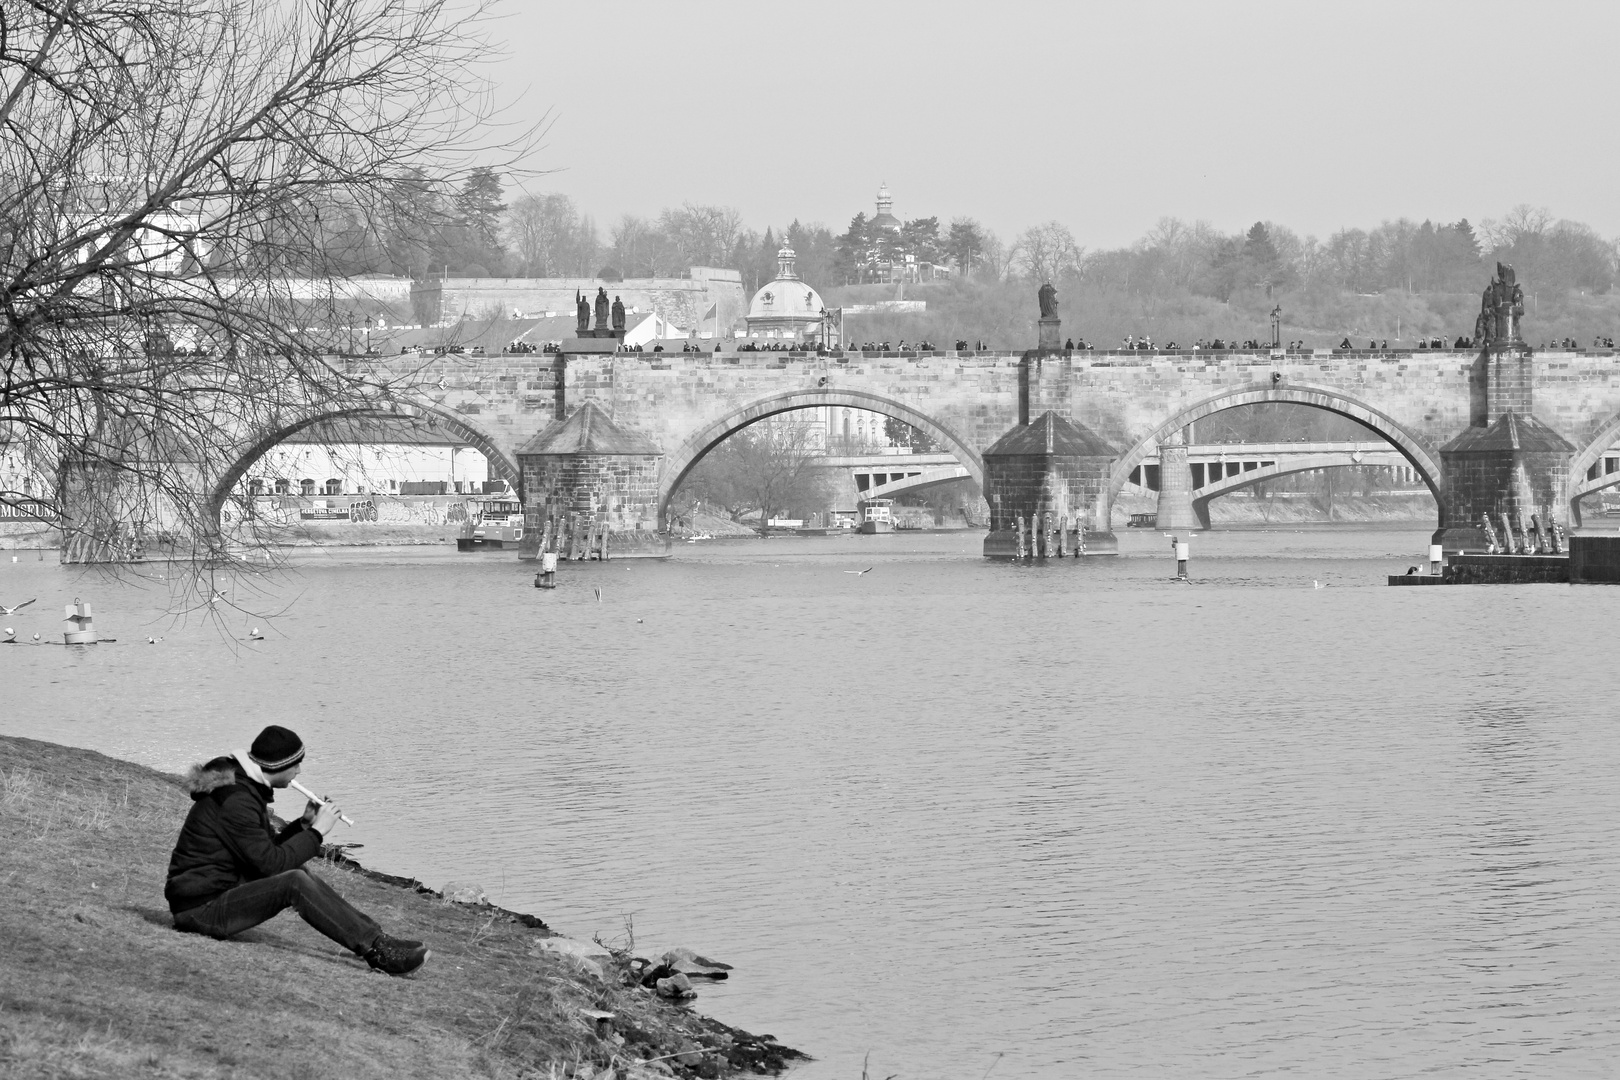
[31,632,40,643]
[842,567,874,575]
[0,598,35,615]
[1313,580,1326,589]
[3,628,13,643]
[636,618,643,624]
[248,627,263,639]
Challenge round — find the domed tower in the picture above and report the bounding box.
[745,243,827,342]
[870,182,900,234]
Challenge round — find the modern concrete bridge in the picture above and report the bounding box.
[816,452,965,496]
[54,340,1620,559]
[1124,441,1416,529]
[862,464,974,502]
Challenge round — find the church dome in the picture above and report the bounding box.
[870,180,900,232]
[747,244,824,321]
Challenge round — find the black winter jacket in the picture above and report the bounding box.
[164,755,322,913]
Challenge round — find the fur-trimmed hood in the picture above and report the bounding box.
[182,753,272,799]
[182,755,240,796]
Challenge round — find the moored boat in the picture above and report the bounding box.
[457,498,524,550]
[857,498,895,534]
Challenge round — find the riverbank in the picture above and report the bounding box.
[1111,490,1438,526]
[0,736,803,1079]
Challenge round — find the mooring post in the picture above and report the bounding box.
[1015,513,1026,559]
[1429,543,1443,576]
[1173,535,1189,579]
[1056,512,1067,558]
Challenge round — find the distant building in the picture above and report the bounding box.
[858,182,949,285]
[411,267,744,334]
[744,245,829,341]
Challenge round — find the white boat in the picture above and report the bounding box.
[858,498,895,534]
[457,499,524,550]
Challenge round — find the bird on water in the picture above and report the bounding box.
[842,567,873,576]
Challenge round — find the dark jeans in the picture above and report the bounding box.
[173,868,381,954]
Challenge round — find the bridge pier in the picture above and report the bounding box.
[1153,431,1200,531]
[982,411,1118,558]
[1433,345,1574,555]
[514,403,670,560]
[57,457,211,564]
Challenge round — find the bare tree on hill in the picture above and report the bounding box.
[0,0,532,597]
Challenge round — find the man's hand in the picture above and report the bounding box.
[310,801,342,836]
[301,799,321,825]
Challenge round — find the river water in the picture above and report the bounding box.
[5,527,1620,1078]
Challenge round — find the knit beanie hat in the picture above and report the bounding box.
[248,725,305,772]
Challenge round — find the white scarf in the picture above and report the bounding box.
[233,751,270,788]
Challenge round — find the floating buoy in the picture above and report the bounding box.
[63,599,95,645]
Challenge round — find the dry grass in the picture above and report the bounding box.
[0,736,802,1080]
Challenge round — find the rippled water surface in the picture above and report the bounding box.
[6,527,1620,1078]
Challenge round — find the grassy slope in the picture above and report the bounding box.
[0,737,801,1080]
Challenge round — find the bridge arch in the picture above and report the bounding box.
[205,401,520,527]
[1109,383,1446,519]
[656,388,984,525]
[1568,417,1620,525]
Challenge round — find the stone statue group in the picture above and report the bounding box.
[1475,263,1525,347]
[577,287,626,334]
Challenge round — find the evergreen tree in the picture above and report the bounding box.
[835,212,871,284]
[900,217,942,265]
[452,166,505,273]
[747,227,777,294]
[1452,219,1480,259]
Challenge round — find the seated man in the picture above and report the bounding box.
[166,725,428,975]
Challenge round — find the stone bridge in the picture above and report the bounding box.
[60,342,1620,559]
[386,344,1620,554]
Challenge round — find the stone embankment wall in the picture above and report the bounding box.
[223,494,487,546]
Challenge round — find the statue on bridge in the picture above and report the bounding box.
[1037,282,1058,320]
[611,295,625,332]
[594,287,610,331]
[576,290,590,333]
[1477,262,1525,346]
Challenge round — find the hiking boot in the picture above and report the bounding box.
[363,934,429,975]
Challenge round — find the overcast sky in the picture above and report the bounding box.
[485,0,1620,248]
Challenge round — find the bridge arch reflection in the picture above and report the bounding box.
[1109,383,1447,523]
[656,388,983,527]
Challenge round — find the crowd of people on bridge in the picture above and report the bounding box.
[504,331,1620,360]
